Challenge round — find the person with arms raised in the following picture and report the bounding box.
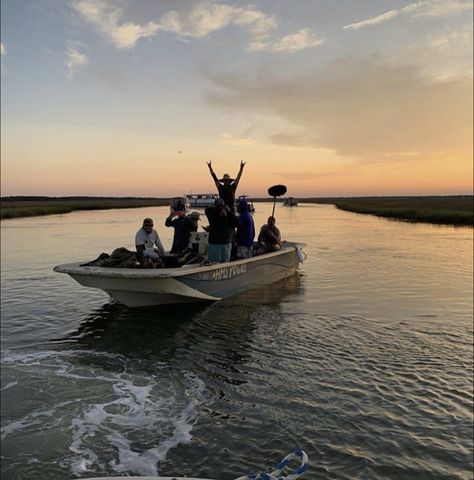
[207,160,245,211]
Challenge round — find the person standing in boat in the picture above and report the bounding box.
[135,218,166,262]
[236,198,255,259]
[165,207,199,254]
[257,216,281,253]
[205,198,238,263]
[207,160,245,212]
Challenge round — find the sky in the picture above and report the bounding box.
[1,0,473,197]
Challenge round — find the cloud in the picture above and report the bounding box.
[65,46,89,78]
[343,0,473,30]
[343,10,400,30]
[399,26,473,81]
[72,1,320,53]
[72,0,159,49]
[249,28,325,52]
[1,42,6,56]
[203,57,473,162]
[156,3,277,39]
[220,132,256,145]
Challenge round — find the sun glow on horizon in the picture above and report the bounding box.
[1,1,472,197]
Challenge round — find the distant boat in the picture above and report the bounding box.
[185,193,218,209]
[283,197,298,207]
[54,241,306,307]
[236,195,255,213]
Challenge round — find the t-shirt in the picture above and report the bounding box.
[135,228,165,256]
[217,183,237,211]
[205,205,237,244]
[165,216,197,253]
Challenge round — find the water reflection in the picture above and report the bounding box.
[57,302,210,356]
[60,272,301,344]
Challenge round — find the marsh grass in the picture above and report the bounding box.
[1,197,170,220]
[304,196,473,226]
[2,195,472,226]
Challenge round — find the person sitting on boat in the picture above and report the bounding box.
[165,207,199,254]
[258,216,281,253]
[205,198,238,263]
[187,211,201,232]
[135,218,165,263]
[207,160,245,211]
[236,198,255,259]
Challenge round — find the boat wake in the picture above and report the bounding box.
[1,349,208,477]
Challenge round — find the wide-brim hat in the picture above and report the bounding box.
[219,173,234,182]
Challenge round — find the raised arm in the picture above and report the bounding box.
[207,161,220,189]
[234,160,246,188]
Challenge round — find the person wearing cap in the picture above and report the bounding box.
[205,198,238,263]
[165,208,199,254]
[206,160,245,211]
[257,216,281,253]
[135,218,166,262]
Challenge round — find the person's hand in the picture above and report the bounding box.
[240,160,246,168]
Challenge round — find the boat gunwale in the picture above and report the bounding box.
[54,241,306,279]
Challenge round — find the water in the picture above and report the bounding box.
[1,204,473,479]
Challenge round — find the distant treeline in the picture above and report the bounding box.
[1,195,472,226]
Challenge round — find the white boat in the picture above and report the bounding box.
[185,193,219,208]
[54,242,306,307]
[283,197,298,207]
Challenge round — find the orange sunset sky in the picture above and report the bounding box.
[1,0,473,197]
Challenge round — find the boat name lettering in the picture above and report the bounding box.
[198,264,247,280]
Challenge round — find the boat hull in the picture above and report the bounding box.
[54,243,304,307]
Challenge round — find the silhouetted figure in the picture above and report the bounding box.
[236,198,255,259]
[258,216,281,253]
[205,198,238,263]
[207,160,245,211]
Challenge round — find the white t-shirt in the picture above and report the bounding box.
[135,228,165,256]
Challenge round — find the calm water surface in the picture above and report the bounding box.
[1,204,473,479]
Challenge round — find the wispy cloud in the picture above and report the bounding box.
[249,28,325,52]
[343,10,400,30]
[343,0,473,30]
[72,0,159,49]
[1,42,6,56]
[156,3,277,39]
[72,1,322,54]
[220,132,256,145]
[65,46,89,78]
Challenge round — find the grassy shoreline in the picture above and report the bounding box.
[0,197,170,220]
[1,195,472,226]
[303,196,473,226]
